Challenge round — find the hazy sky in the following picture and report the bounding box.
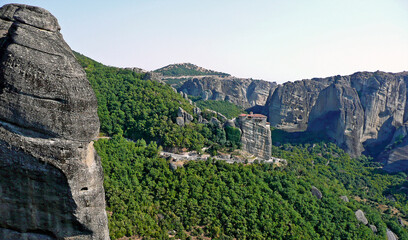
[3,0,408,83]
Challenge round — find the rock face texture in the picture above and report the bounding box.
[267,78,332,131]
[308,78,365,157]
[340,196,349,202]
[311,186,323,200]
[266,71,408,165]
[176,107,193,126]
[355,210,368,225]
[179,76,277,109]
[0,4,109,240]
[387,229,398,240]
[378,124,408,172]
[236,114,271,160]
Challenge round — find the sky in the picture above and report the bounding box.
[2,0,408,83]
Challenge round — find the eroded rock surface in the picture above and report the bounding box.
[176,107,193,126]
[265,71,408,168]
[355,209,368,225]
[267,78,332,131]
[308,78,364,157]
[311,186,323,200]
[179,77,277,109]
[0,4,109,240]
[236,113,271,160]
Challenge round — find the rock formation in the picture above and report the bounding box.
[340,196,349,202]
[236,113,271,160]
[378,124,408,172]
[369,225,378,233]
[0,4,109,240]
[178,77,276,109]
[265,71,408,168]
[176,107,193,126]
[387,229,398,240]
[267,78,332,131]
[308,77,365,157]
[311,186,323,199]
[355,210,368,225]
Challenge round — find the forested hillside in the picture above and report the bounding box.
[155,63,230,77]
[74,52,408,240]
[96,136,408,239]
[74,52,240,153]
[194,99,246,119]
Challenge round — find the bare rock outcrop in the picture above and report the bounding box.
[311,186,323,200]
[387,229,399,240]
[369,225,377,233]
[177,107,193,126]
[0,4,109,240]
[378,124,408,172]
[340,196,349,202]
[236,113,271,160]
[266,78,332,131]
[308,78,365,157]
[355,210,368,225]
[265,71,408,168]
[351,72,406,156]
[179,77,276,109]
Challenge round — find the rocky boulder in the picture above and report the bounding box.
[177,107,193,126]
[369,225,378,233]
[265,71,408,167]
[0,4,109,240]
[266,78,332,131]
[340,196,349,202]
[311,186,323,199]
[387,229,398,240]
[355,210,368,225]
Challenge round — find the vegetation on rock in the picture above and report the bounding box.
[155,63,229,77]
[194,99,246,119]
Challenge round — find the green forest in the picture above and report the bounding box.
[96,136,408,239]
[74,52,239,153]
[194,99,246,119]
[154,63,230,77]
[75,52,408,239]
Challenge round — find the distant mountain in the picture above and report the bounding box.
[154,63,230,77]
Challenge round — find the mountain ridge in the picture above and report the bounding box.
[154,62,230,77]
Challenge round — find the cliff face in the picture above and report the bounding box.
[267,78,332,131]
[179,76,276,109]
[266,71,408,162]
[236,115,272,160]
[308,78,365,157]
[0,4,109,240]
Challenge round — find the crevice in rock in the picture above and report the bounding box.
[4,82,67,104]
[0,118,55,139]
[9,35,65,58]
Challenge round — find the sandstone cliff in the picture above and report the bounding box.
[0,4,109,239]
[266,71,408,162]
[267,78,332,131]
[179,76,277,109]
[308,77,364,157]
[236,114,272,160]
